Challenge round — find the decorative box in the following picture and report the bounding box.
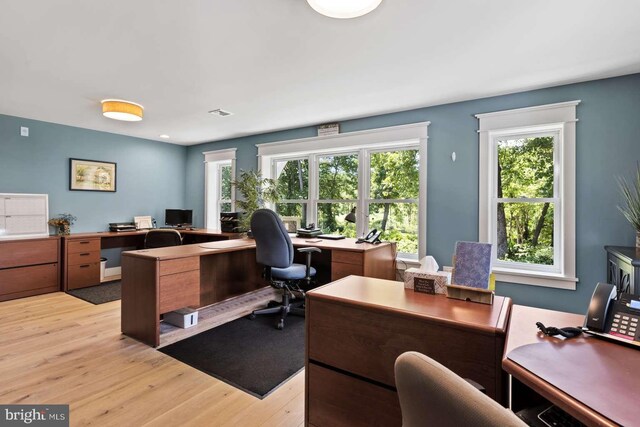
[404,268,451,295]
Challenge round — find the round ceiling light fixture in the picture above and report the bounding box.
[101,99,144,122]
[307,0,382,19]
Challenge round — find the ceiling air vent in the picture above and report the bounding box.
[208,108,233,117]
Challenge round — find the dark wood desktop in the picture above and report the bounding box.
[121,238,396,347]
[305,276,512,427]
[504,305,640,427]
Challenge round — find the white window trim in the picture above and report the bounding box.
[258,122,429,259]
[476,101,580,290]
[204,148,236,229]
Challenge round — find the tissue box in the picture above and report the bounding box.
[404,268,450,295]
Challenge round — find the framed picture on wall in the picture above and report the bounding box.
[69,158,117,192]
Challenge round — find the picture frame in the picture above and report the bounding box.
[281,216,301,233]
[69,158,117,192]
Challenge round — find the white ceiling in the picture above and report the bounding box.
[1,0,639,146]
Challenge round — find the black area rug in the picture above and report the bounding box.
[67,281,121,305]
[159,314,305,398]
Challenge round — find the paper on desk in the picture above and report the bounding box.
[419,256,439,272]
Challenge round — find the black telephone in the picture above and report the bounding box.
[357,229,382,244]
[583,282,640,348]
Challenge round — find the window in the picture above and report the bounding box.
[204,149,236,229]
[258,123,429,260]
[477,101,579,289]
[274,158,309,230]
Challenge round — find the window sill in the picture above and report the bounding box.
[492,267,578,290]
[395,258,420,270]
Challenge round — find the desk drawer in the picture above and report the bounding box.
[159,257,200,276]
[0,239,58,269]
[67,239,100,254]
[307,298,497,395]
[67,250,100,266]
[331,262,363,281]
[67,262,100,290]
[308,363,401,427]
[332,250,363,266]
[0,263,58,295]
[159,270,200,314]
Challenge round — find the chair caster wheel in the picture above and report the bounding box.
[249,313,256,320]
[277,321,284,330]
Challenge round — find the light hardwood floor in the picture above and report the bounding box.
[0,292,305,427]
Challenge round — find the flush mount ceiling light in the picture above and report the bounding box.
[101,99,144,122]
[307,0,382,19]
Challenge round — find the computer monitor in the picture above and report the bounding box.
[165,209,193,227]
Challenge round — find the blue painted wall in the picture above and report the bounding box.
[186,73,640,314]
[0,115,187,265]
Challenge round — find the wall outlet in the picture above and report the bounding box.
[20,126,29,137]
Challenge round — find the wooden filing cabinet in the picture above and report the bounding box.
[0,237,60,301]
[64,237,100,290]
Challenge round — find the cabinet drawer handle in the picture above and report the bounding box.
[79,241,91,244]
[80,253,90,256]
[80,264,90,268]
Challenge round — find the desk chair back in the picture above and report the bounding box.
[250,209,293,269]
[144,229,182,249]
[394,352,525,427]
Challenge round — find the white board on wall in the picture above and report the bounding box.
[0,193,49,239]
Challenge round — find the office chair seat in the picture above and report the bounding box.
[272,264,316,280]
[395,352,526,427]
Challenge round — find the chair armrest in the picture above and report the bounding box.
[297,247,322,253]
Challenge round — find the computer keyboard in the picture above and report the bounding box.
[538,405,584,427]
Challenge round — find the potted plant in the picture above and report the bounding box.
[232,170,279,233]
[48,213,77,235]
[618,164,640,247]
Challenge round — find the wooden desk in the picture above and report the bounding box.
[121,238,396,347]
[503,305,640,426]
[62,229,239,291]
[305,276,512,427]
[0,236,60,302]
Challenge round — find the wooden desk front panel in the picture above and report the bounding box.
[307,298,502,399]
[199,248,266,306]
[307,363,402,427]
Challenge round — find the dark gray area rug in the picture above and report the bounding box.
[67,281,121,304]
[159,314,305,399]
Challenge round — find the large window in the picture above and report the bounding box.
[204,149,236,229]
[477,101,579,289]
[260,123,429,261]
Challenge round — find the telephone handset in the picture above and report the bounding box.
[583,282,640,348]
[357,229,382,244]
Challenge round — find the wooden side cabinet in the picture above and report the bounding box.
[605,246,640,295]
[64,237,101,290]
[0,236,60,301]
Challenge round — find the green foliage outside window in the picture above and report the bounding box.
[497,136,555,265]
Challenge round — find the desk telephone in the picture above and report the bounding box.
[356,229,382,244]
[583,282,640,348]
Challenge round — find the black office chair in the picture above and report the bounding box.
[249,208,320,329]
[144,229,183,249]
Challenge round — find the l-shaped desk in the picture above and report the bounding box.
[120,237,397,347]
